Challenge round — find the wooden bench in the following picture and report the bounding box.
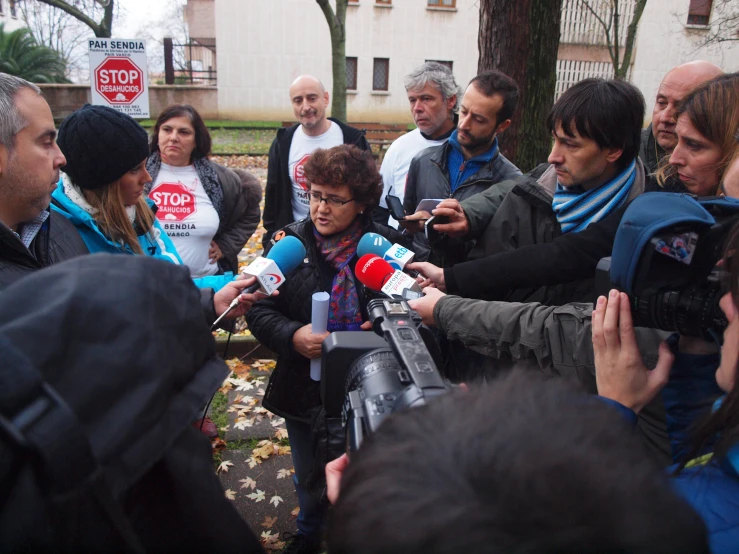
[281,121,408,161]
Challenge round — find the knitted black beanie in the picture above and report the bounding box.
[58,104,149,190]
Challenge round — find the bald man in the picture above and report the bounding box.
[262,75,371,248]
[640,61,723,188]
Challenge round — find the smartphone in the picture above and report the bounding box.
[385,194,406,221]
[416,198,444,214]
[425,214,450,243]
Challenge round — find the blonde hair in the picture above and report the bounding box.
[84,181,156,255]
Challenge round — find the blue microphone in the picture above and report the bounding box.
[357,233,415,272]
[211,235,306,329]
[242,235,306,294]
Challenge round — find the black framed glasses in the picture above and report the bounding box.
[308,191,355,207]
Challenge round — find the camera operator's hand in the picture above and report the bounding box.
[292,324,330,359]
[326,453,349,504]
[407,287,446,326]
[398,210,431,234]
[430,199,469,238]
[592,290,674,413]
[406,261,445,292]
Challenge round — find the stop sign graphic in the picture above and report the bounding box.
[94,57,145,105]
[149,182,196,222]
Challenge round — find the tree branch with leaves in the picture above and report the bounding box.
[316,0,348,123]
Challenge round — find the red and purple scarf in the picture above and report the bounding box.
[313,219,364,332]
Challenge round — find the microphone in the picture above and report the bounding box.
[357,233,416,273]
[210,236,306,329]
[241,235,306,295]
[355,254,422,299]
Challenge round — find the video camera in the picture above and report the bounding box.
[320,298,451,452]
[595,193,739,339]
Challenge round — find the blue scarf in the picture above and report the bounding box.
[552,159,636,233]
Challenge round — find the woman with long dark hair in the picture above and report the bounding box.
[147,104,261,277]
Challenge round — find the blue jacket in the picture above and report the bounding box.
[51,181,233,292]
[602,340,739,553]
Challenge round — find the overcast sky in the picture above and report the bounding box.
[116,0,178,40]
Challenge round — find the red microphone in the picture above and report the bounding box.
[355,254,395,291]
[355,254,422,298]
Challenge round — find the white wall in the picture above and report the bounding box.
[632,0,739,123]
[0,3,26,33]
[215,0,479,122]
[215,0,739,123]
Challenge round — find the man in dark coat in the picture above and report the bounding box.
[263,75,371,248]
[400,70,521,266]
[0,73,89,288]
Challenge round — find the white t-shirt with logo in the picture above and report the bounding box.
[288,122,344,222]
[149,163,220,278]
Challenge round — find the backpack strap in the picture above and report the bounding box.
[0,336,145,553]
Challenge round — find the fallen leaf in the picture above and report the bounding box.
[261,515,278,529]
[225,489,236,500]
[271,417,285,428]
[270,495,283,507]
[291,506,300,518]
[248,456,260,468]
[217,460,234,474]
[239,477,257,490]
[277,445,292,456]
[211,437,227,453]
[247,489,266,502]
[274,428,289,440]
[276,468,294,480]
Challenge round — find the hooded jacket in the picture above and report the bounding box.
[263,118,370,248]
[51,180,234,293]
[0,255,263,552]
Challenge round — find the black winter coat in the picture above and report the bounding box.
[262,118,370,249]
[246,217,412,422]
[0,209,89,290]
[0,255,263,553]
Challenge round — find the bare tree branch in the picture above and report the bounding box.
[36,0,114,38]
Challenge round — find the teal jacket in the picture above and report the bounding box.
[51,181,234,292]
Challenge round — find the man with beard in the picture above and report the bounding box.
[378,62,461,227]
[640,60,723,191]
[400,70,520,266]
[263,74,370,248]
[0,73,88,287]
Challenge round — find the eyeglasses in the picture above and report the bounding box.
[308,191,355,207]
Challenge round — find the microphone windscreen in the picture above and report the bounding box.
[355,254,394,291]
[266,235,306,273]
[357,233,392,259]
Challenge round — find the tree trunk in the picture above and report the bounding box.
[317,0,348,123]
[478,0,562,172]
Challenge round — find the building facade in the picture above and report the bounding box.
[0,0,26,33]
[211,0,739,123]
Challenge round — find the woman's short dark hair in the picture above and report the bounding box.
[547,78,645,171]
[303,145,382,210]
[149,104,212,161]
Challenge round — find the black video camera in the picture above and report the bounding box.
[595,193,739,339]
[320,298,450,453]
